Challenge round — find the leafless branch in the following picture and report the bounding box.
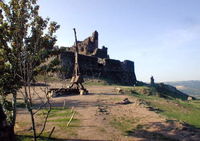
[37,93,52,138]
[33,102,47,115]
[48,127,55,140]
[32,87,45,104]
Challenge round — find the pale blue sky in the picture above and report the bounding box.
[38,0,200,82]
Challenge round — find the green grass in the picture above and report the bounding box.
[83,77,126,86]
[125,86,200,128]
[35,74,63,83]
[17,107,80,140]
[16,131,56,141]
[48,118,79,123]
[84,79,119,86]
[16,136,55,141]
[110,117,140,135]
[39,107,80,125]
[38,107,72,117]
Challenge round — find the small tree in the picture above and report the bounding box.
[0,12,21,141]
[0,0,60,140]
[0,49,17,141]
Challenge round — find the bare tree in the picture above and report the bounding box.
[19,68,52,140]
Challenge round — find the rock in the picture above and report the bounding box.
[115,87,123,94]
[116,98,132,105]
[187,96,193,100]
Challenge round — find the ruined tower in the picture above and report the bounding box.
[58,31,137,85]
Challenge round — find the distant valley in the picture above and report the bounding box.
[166,80,200,99]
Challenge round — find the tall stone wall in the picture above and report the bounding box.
[59,51,137,85]
[56,30,137,85]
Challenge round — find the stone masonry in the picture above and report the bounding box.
[58,31,137,85]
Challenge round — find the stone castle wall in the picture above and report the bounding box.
[56,30,137,85]
[59,51,137,85]
[65,31,109,59]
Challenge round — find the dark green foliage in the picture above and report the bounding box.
[0,0,60,84]
[0,0,60,95]
[0,0,60,139]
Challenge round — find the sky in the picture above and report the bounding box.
[37,0,200,82]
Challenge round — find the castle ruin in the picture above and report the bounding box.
[58,31,137,85]
[66,30,109,59]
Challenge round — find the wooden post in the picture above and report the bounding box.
[67,111,76,127]
[63,100,66,109]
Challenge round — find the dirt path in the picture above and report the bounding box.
[51,86,171,141]
[16,85,200,141]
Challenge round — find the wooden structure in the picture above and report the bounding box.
[49,28,88,97]
[68,28,88,94]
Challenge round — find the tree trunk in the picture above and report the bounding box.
[0,104,16,141]
[11,93,17,127]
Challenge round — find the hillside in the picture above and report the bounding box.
[166,80,200,98]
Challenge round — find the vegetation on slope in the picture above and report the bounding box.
[123,86,200,128]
